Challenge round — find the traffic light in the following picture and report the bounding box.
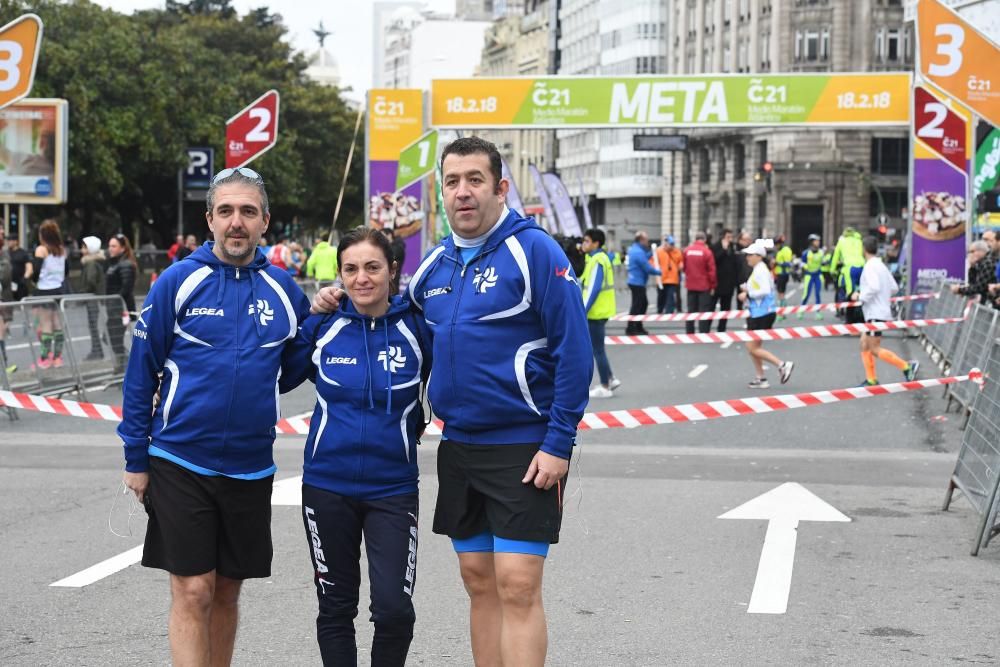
[754,162,773,194]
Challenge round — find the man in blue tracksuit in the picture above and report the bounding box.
[118,168,310,665]
[625,231,660,335]
[409,137,591,666]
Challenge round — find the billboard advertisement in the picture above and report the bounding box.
[367,89,425,284]
[431,73,911,128]
[0,98,68,205]
[909,85,971,305]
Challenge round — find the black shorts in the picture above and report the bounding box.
[775,274,790,293]
[32,286,65,310]
[142,456,274,579]
[865,318,885,337]
[433,440,567,544]
[747,313,777,330]
[845,305,865,325]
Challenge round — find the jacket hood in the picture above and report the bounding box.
[81,250,106,263]
[440,209,539,256]
[190,242,269,270]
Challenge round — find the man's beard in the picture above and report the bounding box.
[220,236,255,262]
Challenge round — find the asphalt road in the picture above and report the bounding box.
[1,313,998,665]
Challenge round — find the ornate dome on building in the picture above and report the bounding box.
[305,47,340,87]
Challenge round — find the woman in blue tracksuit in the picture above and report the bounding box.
[281,227,431,667]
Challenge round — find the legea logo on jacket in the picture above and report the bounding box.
[377,346,407,373]
[186,307,225,317]
[473,267,498,293]
[248,299,274,326]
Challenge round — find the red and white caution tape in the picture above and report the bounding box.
[578,370,983,429]
[605,316,965,345]
[2,370,985,435]
[612,292,935,322]
[0,390,123,421]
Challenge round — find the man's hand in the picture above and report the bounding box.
[737,291,747,304]
[311,286,344,314]
[950,284,961,294]
[522,450,569,490]
[123,471,149,503]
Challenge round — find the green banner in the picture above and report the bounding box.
[975,128,1000,197]
[432,73,911,128]
[396,130,437,191]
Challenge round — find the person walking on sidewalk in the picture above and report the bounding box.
[855,236,918,386]
[711,229,739,333]
[105,233,138,368]
[798,234,827,319]
[582,228,619,398]
[738,239,794,389]
[683,231,717,335]
[655,235,683,314]
[626,231,660,335]
[80,236,106,361]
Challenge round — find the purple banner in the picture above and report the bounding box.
[542,172,583,237]
[501,157,524,214]
[368,160,423,289]
[528,164,557,234]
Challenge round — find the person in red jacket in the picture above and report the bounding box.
[682,231,717,334]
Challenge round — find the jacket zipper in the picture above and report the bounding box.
[221,267,239,469]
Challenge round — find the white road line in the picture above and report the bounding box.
[688,364,708,378]
[50,545,143,588]
[720,341,733,349]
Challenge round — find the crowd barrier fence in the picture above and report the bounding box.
[943,337,1000,556]
[945,303,998,427]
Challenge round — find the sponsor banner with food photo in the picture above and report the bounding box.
[367,89,425,285]
[909,85,971,309]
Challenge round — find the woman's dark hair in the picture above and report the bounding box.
[38,219,64,256]
[337,226,399,295]
[112,233,138,268]
[584,228,605,247]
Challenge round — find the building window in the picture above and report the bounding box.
[718,147,727,182]
[724,0,732,25]
[871,137,908,175]
[756,140,768,165]
[734,143,746,178]
[736,191,746,224]
[870,189,908,217]
[796,29,823,61]
[723,45,731,72]
[739,0,749,19]
[683,152,693,183]
[757,194,767,224]
[760,32,771,69]
[699,147,711,182]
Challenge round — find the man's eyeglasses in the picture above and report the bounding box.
[212,167,262,184]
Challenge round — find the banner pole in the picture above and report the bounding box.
[330,106,365,244]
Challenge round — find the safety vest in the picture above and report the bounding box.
[582,250,616,320]
[803,249,824,273]
[775,246,793,274]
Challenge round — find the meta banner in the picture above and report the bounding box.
[367,89,425,283]
[431,73,911,128]
[909,85,971,302]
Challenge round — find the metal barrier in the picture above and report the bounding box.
[58,294,131,389]
[0,297,88,399]
[943,337,1000,556]
[922,285,965,368]
[946,303,999,425]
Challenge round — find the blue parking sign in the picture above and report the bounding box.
[184,147,214,190]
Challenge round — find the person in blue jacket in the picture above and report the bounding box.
[407,137,591,666]
[118,167,311,665]
[625,231,660,335]
[280,226,432,667]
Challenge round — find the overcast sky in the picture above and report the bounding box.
[92,0,455,101]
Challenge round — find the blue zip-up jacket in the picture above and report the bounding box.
[627,242,660,286]
[118,243,311,474]
[408,209,591,459]
[280,295,432,500]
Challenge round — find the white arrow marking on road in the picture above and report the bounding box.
[718,482,850,614]
[51,476,304,588]
[688,364,708,378]
[720,341,733,349]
